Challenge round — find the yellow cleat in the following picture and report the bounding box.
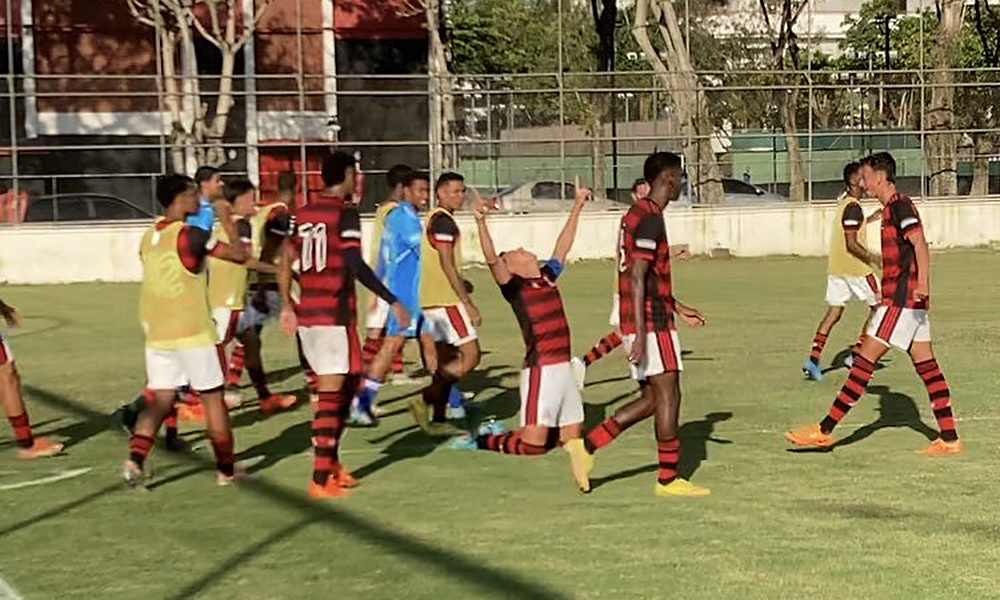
[655,478,711,497]
[784,424,835,448]
[408,398,431,432]
[916,439,965,455]
[563,438,593,493]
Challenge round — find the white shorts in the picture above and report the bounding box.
[520,362,584,428]
[608,294,620,328]
[0,331,13,365]
[366,297,390,330]
[238,290,281,332]
[212,308,243,345]
[145,346,225,392]
[297,325,361,375]
[420,304,478,346]
[826,274,879,307]
[866,306,931,351]
[622,330,684,380]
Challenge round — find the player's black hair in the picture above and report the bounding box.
[277,170,296,194]
[194,166,220,185]
[843,161,862,187]
[157,174,195,209]
[224,178,256,204]
[402,170,430,188]
[387,164,414,188]
[861,152,896,183]
[436,171,464,192]
[643,152,682,184]
[321,151,356,187]
[631,178,648,193]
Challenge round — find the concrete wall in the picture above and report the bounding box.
[2,199,999,285]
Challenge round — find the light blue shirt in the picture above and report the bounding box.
[381,202,423,334]
[186,195,215,231]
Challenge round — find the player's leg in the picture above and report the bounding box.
[429,338,479,423]
[296,332,319,402]
[361,328,385,371]
[649,371,706,497]
[239,326,294,415]
[350,334,405,425]
[0,342,62,458]
[199,386,238,484]
[413,306,479,435]
[909,319,962,453]
[803,303,844,381]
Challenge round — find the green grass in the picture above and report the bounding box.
[1,250,999,600]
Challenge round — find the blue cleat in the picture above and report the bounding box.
[447,435,478,450]
[802,359,823,382]
[477,419,508,437]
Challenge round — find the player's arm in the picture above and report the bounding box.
[865,209,882,224]
[842,202,879,268]
[473,195,511,285]
[627,257,650,364]
[0,297,20,327]
[185,226,247,267]
[550,180,589,263]
[896,203,930,302]
[342,207,410,327]
[431,214,481,324]
[277,239,297,336]
[212,200,240,246]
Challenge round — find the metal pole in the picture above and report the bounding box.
[919,0,926,199]
[6,0,20,198]
[296,0,307,201]
[153,0,167,179]
[807,0,813,202]
[558,0,565,193]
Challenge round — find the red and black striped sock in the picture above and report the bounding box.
[809,332,829,365]
[312,391,347,485]
[582,331,623,367]
[585,417,623,453]
[7,412,34,449]
[657,437,681,485]
[820,355,876,434]
[476,431,549,455]
[128,433,155,468]
[210,432,235,476]
[915,359,958,442]
[392,347,404,374]
[228,344,245,381]
[361,334,384,371]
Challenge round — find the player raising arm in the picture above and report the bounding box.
[277,151,410,499]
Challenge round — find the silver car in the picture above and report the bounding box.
[493,180,623,213]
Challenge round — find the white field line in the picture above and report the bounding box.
[0,468,92,492]
[0,573,24,600]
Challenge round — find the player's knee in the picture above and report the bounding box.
[461,342,481,370]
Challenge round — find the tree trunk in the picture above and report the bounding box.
[589,107,607,197]
[633,0,725,205]
[778,87,805,201]
[927,0,965,197]
[426,0,454,175]
[970,133,993,197]
[204,49,237,167]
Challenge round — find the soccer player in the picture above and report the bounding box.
[410,172,482,436]
[579,152,711,497]
[456,181,593,492]
[190,166,238,244]
[278,152,410,499]
[802,162,881,381]
[350,170,430,425]
[229,171,297,414]
[361,164,412,373]
[571,178,650,389]
[123,174,247,488]
[1,299,63,458]
[786,152,962,454]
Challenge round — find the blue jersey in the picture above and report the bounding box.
[381,202,423,336]
[186,196,215,231]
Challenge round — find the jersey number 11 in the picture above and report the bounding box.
[298,222,328,273]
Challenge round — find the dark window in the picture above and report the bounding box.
[563,183,574,200]
[54,198,92,221]
[24,199,54,222]
[722,179,760,195]
[93,198,135,220]
[531,182,564,200]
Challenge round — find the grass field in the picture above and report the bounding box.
[1,250,998,600]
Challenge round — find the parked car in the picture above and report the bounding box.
[493,180,623,213]
[22,194,154,223]
[673,178,789,207]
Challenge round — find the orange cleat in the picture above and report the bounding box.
[333,466,359,489]
[259,394,297,415]
[309,480,350,499]
[784,424,835,448]
[177,402,206,423]
[16,437,64,459]
[916,439,965,455]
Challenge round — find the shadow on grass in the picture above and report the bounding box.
[821,348,891,375]
[27,386,573,600]
[589,412,733,491]
[22,385,111,450]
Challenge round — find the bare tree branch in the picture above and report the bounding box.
[238,0,276,48]
[124,0,158,28]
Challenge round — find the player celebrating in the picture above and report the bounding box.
[571,178,649,389]
[786,152,962,453]
[278,152,409,499]
[350,170,430,425]
[1,298,63,458]
[410,172,481,436]
[802,162,881,381]
[579,152,711,497]
[123,174,247,488]
[455,181,593,492]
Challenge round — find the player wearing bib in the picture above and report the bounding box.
[278,152,408,499]
[350,170,430,426]
[0,298,63,459]
[123,174,248,489]
[801,162,882,381]
[571,178,648,389]
[409,172,482,437]
[452,181,594,492]
[581,152,711,498]
[787,152,962,455]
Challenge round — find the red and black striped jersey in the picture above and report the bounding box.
[880,194,926,309]
[499,261,571,367]
[291,194,363,327]
[617,198,675,334]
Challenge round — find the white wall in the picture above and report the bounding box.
[2,200,999,285]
